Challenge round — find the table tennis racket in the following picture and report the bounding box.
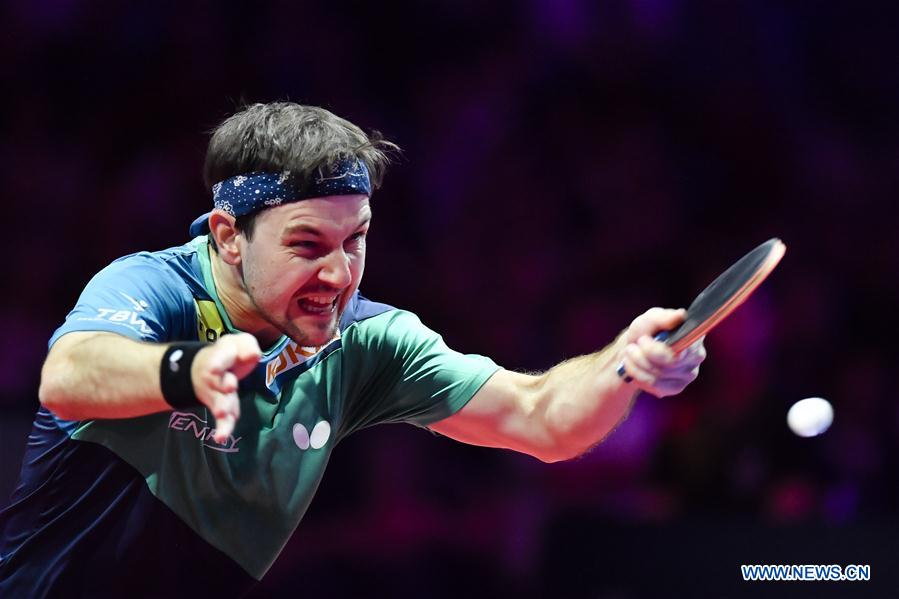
[617,238,786,381]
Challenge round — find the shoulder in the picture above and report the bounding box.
[339,294,436,351]
[338,291,397,331]
[90,240,208,299]
[50,241,206,345]
[106,240,203,282]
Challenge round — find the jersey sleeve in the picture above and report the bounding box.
[49,253,194,348]
[340,309,501,433]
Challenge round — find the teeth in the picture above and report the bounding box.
[304,295,337,306]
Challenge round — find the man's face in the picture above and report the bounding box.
[236,194,370,347]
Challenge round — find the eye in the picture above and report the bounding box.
[346,231,367,245]
[289,240,319,250]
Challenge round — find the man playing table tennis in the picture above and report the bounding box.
[0,102,706,596]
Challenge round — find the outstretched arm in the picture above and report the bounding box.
[428,308,706,463]
[39,331,261,442]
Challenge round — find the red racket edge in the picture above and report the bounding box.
[668,239,786,353]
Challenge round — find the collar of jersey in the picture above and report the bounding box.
[192,236,290,358]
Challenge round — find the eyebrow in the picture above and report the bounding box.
[283,216,371,238]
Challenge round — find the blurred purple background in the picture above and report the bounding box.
[2,1,898,596]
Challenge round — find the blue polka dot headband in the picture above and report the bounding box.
[188,159,372,236]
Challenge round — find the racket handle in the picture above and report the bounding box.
[654,330,671,343]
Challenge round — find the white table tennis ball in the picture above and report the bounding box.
[786,397,833,437]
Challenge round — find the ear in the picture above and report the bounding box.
[208,210,242,266]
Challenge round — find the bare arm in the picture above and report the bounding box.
[429,308,706,463]
[39,331,261,441]
[40,332,170,420]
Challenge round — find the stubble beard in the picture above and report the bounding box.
[283,315,339,348]
[249,291,341,348]
[241,272,341,349]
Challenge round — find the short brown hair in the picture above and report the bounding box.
[204,102,398,245]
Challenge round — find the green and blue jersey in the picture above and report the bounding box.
[0,237,499,597]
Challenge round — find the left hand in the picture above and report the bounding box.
[617,307,707,397]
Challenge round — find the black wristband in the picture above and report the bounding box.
[160,342,207,409]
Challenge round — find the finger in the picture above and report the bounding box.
[203,342,237,375]
[620,355,658,386]
[218,371,239,394]
[209,392,240,442]
[621,343,683,387]
[213,413,235,444]
[658,368,697,387]
[676,337,707,360]
[651,381,686,397]
[234,332,262,360]
[655,364,701,393]
[202,335,261,382]
[637,336,675,367]
[196,353,232,393]
[227,334,262,379]
[673,345,706,371]
[692,341,708,363]
[625,343,656,372]
[628,308,687,342]
[654,374,693,395]
[213,390,240,422]
[670,360,701,377]
[635,307,686,325]
[634,362,701,396]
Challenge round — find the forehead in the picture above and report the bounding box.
[257,194,371,233]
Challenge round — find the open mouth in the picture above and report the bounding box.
[297,294,339,316]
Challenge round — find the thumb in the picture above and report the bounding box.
[225,332,262,380]
[204,333,261,380]
[625,307,687,343]
[656,307,688,329]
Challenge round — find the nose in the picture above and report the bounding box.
[317,249,352,289]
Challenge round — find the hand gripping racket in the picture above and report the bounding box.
[617,238,786,380]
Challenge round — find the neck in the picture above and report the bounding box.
[208,248,281,348]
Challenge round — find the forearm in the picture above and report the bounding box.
[535,332,637,459]
[432,308,703,463]
[39,332,172,421]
